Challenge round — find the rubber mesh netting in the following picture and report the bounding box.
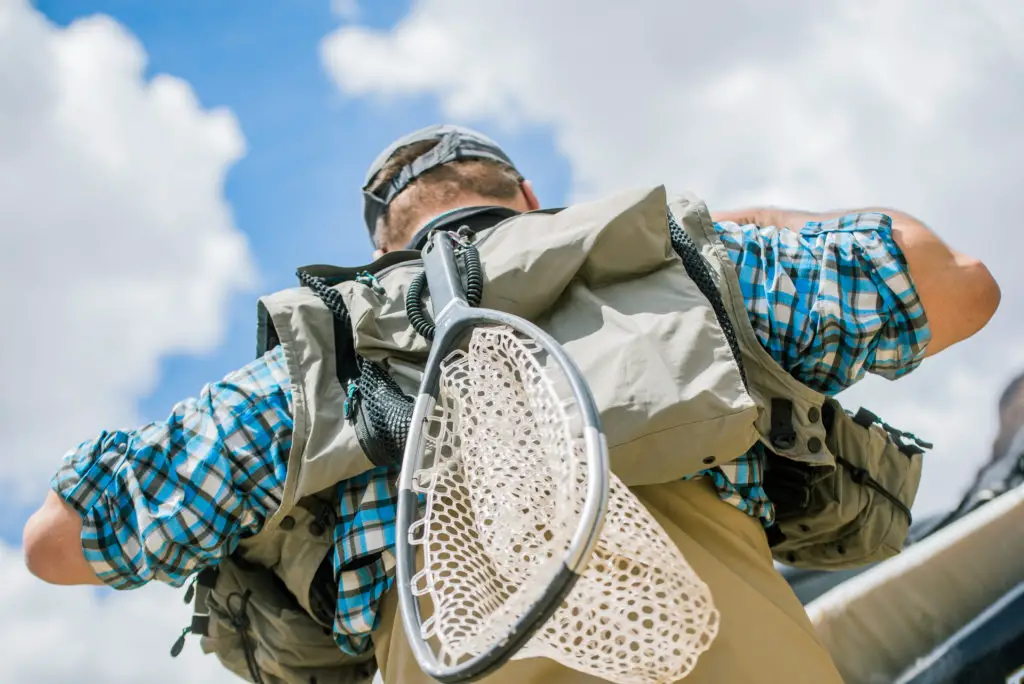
[407,326,719,684]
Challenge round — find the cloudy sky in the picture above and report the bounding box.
[1,0,1020,681]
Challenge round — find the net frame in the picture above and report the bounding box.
[395,232,609,683]
[410,326,720,684]
[396,231,719,684]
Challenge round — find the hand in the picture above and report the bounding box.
[710,207,796,228]
[711,207,818,230]
[709,209,764,226]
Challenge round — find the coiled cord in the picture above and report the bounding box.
[406,231,483,341]
[406,271,435,340]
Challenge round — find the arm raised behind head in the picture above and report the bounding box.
[712,207,1001,357]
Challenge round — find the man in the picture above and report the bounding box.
[23,124,1000,683]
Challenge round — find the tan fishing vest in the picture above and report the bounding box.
[189,185,928,684]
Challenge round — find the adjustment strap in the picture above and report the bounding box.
[769,398,797,450]
[190,567,220,636]
[853,407,933,457]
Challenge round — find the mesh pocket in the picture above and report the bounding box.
[296,269,415,468]
[351,359,414,467]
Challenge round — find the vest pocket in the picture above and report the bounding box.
[770,398,926,570]
[199,556,377,684]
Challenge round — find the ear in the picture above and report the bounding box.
[521,180,541,211]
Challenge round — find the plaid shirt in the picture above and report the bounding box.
[691,212,930,521]
[51,211,929,655]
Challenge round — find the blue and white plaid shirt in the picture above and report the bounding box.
[52,211,930,656]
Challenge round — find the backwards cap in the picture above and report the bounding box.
[361,124,519,243]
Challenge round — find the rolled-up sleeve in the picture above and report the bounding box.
[714,212,931,395]
[50,346,294,589]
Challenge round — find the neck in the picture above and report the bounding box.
[415,206,477,234]
[404,205,522,250]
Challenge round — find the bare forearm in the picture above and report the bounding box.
[23,491,104,586]
[712,206,1001,356]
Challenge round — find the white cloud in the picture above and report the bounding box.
[331,0,360,21]
[0,0,253,500]
[0,542,240,683]
[322,0,1024,516]
[0,2,253,678]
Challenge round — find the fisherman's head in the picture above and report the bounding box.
[362,124,539,256]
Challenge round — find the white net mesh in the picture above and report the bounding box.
[408,326,719,684]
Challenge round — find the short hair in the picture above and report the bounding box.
[367,139,523,249]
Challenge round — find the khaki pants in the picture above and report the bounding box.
[372,477,843,683]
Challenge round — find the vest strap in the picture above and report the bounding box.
[770,398,798,450]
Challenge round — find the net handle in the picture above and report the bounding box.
[394,233,610,683]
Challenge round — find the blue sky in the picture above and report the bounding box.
[1,0,570,542]
[46,4,568,437]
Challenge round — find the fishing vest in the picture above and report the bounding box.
[183,185,930,684]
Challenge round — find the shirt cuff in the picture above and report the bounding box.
[804,213,932,379]
[49,431,140,589]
